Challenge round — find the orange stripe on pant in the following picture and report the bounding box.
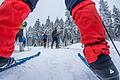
[72,0,110,63]
[0,0,30,58]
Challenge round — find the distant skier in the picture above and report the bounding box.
[16,21,27,52]
[43,33,48,48]
[51,28,60,48]
[0,0,119,80]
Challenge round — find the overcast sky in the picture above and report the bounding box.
[0,0,120,27]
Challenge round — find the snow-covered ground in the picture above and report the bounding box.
[0,41,120,80]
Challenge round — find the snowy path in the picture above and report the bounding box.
[0,42,120,80]
[0,47,98,80]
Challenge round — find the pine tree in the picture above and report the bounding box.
[59,18,64,29]
[99,0,115,39]
[64,10,80,45]
[59,18,64,43]
[112,5,120,40]
[54,17,60,28]
[32,19,42,46]
[27,26,34,46]
[44,16,54,47]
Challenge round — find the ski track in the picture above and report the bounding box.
[0,42,120,80]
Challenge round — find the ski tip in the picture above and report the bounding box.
[37,52,41,55]
[78,53,84,59]
[78,53,80,56]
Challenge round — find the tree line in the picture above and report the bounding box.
[26,0,120,47]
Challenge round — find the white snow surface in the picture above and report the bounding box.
[0,41,120,80]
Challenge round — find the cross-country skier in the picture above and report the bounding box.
[51,27,60,48]
[0,0,119,80]
[16,21,27,52]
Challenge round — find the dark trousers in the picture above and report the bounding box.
[51,38,59,48]
[16,29,23,42]
[43,39,47,48]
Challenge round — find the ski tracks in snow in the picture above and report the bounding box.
[0,47,99,80]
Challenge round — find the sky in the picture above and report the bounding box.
[0,0,120,27]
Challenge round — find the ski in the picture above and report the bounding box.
[78,53,102,80]
[0,52,40,72]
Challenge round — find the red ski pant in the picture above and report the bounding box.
[72,0,110,63]
[0,0,30,58]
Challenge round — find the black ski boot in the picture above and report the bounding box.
[89,54,119,80]
[0,57,16,69]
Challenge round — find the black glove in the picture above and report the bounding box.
[65,0,84,15]
[23,0,39,12]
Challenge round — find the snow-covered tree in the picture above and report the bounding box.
[27,26,34,46]
[54,17,60,28]
[64,10,80,46]
[32,19,42,46]
[112,5,120,40]
[99,0,115,39]
[44,16,54,47]
[99,0,112,26]
[27,11,80,47]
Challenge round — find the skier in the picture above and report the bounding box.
[16,21,27,52]
[0,0,119,80]
[51,27,60,48]
[65,0,119,80]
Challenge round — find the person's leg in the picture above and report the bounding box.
[0,0,30,68]
[43,39,46,48]
[65,0,119,79]
[55,38,59,48]
[72,2,109,63]
[44,42,47,48]
[18,30,24,52]
[15,33,19,41]
[0,0,39,68]
[22,41,26,48]
[51,38,55,48]
[0,0,30,58]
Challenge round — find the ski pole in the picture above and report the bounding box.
[103,23,120,57]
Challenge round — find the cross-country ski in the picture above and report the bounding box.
[0,52,40,72]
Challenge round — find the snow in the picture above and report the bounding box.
[0,41,120,80]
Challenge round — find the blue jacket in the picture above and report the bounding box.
[65,0,84,14]
[22,37,26,43]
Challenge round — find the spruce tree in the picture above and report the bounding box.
[112,5,120,40]
[99,0,114,39]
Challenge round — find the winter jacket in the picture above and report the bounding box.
[52,30,58,38]
[43,34,47,39]
[22,37,26,43]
